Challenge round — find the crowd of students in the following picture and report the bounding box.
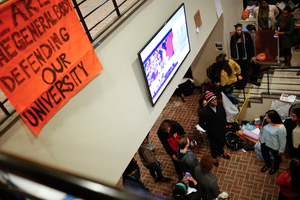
[122,93,300,200]
[121,2,300,199]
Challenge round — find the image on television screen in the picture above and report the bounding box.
[138,4,190,106]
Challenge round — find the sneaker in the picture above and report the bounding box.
[158,177,172,182]
[261,164,270,173]
[269,168,277,175]
[220,153,230,159]
[213,159,219,167]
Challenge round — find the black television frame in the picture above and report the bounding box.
[137,3,191,106]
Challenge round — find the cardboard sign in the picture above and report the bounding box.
[0,0,103,135]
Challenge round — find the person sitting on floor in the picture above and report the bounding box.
[138,134,172,183]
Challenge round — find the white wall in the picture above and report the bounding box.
[191,0,244,86]
[0,0,242,186]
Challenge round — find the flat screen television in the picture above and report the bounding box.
[138,3,190,106]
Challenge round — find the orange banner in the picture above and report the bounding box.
[0,0,103,135]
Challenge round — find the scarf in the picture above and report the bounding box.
[279,14,291,31]
[258,6,269,30]
[231,32,247,60]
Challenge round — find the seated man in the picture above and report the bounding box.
[157,120,186,180]
[177,135,199,178]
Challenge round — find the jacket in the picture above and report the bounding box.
[138,143,156,166]
[198,101,227,143]
[157,120,186,157]
[253,5,279,30]
[230,32,255,61]
[177,146,199,174]
[284,119,297,150]
[220,59,241,86]
[274,15,295,49]
[276,169,300,198]
[194,166,220,200]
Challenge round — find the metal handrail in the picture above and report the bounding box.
[0,150,150,200]
[229,66,300,102]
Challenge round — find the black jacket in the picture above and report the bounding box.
[198,101,227,142]
[230,31,255,61]
[284,118,297,149]
[157,120,186,157]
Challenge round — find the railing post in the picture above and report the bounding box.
[71,0,93,42]
[267,68,270,94]
[277,37,280,63]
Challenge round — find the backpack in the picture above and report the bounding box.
[225,131,242,151]
[206,63,216,80]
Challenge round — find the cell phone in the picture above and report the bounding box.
[192,140,197,145]
[186,172,190,179]
[274,35,278,38]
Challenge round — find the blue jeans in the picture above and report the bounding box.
[145,162,163,180]
[223,86,239,104]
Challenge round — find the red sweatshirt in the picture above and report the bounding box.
[276,169,300,199]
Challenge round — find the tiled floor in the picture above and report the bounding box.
[116,89,292,200]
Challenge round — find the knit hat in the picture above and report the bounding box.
[205,90,216,103]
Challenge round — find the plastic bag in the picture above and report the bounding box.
[221,92,239,122]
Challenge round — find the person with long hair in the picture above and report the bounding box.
[274,6,295,66]
[284,108,300,158]
[215,53,242,104]
[259,110,287,175]
[253,0,279,30]
[276,157,300,200]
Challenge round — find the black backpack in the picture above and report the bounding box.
[225,131,242,151]
[206,63,216,80]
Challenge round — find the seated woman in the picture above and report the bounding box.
[215,53,242,104]
[259,110,287,175]
[253,0,279,30]
[284,108,300,158]
[194,154,221,200]
[173,172,203,200]
[276,156,300,200]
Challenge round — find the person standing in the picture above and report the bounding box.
[259,110,287,175]
[198,91,230,167]
[230,23,260,87]
[177,135,199,178]
[253,0,279,30]
[122,159,149,196]
[195,154,221,200]
[274,6,295,67]
[138,135,172,183]
[276,157,300,200]
[284,108,300,158]
[215,53,243,104]
[157,120,185,180]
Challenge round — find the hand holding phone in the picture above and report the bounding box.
[192,140,197,146]
[186,172,191,179]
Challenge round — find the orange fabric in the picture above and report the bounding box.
[0,0,103,135]
[236,130,258,143]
